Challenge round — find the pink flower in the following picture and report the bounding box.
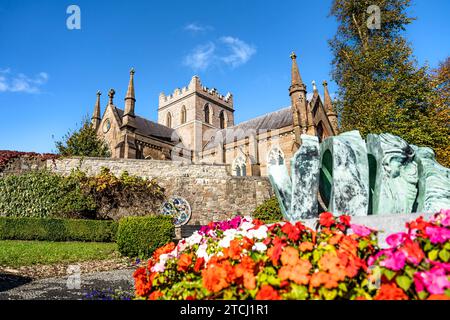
[380,250,406,271]
[432,209,450,227]
[386,232,408,248]
[351,224,373,237]
[414,267,450,295]
[425,226,450,244]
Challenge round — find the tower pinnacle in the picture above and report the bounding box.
[91,90,102,130]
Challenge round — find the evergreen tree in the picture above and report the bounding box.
[329,0,449,165]
[56,116,110,157]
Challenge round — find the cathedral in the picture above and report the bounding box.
[91,53,339,176]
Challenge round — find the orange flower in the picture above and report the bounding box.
[328,234,343,245]
[235,256,255,278]
[299,241,314,252]
[399,238,425,265]
[152,242,176,261]
[310,271,339,289]
[374,283,409,300]
[319,251,340,272]
[177,253,192,272]
[255,285,281,300]
[149,290,163,300]
[278,258,312,285]
[243,271,256,290]
[133,267,152,297]
[202,264,230,293]
[281,247,300,266]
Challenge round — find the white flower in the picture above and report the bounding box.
[218,236,233,248]
[196,243,210,262]
[186,232,203,246]
[252,242,267,253]
[240,221,255,231]
[151,262,165,273]
[247,225,268,240]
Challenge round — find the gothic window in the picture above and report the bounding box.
[204,103,211,124]
[317,121,325,143]
[267,147,285,166]
[166,112,172,128]
[181,106,187,124]
[219,111,225,129]
[233,156,247,176]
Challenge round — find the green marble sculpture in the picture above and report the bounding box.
[366,133,418,215]
[413,146,450,213]
[268,130,450,222]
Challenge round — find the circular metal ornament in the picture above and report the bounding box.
[160,196,191,227]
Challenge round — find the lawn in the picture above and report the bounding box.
[0,240,118,267]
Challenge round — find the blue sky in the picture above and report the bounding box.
[0,0,449,153]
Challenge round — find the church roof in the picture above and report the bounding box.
[114,107,176,142]
[203,107,293,150]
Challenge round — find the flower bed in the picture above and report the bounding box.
[133,210,450,300]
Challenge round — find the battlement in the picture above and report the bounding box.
[159,75,233,109]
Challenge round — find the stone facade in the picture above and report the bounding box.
[90,53,339,177]
[47,157,273,224]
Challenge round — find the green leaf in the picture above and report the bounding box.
[428,249,439,261]
[439,249,449,262]
[383,268,396,281]
[418,291,428,300]
[396,275,412,292]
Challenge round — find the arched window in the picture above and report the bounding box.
[317,121,325,143]
[204,103,211,124]
[181,106,187,124]
[166,112,172,128]
[267,147,285,166]
[219,111,225,129]
[233,156,247,176]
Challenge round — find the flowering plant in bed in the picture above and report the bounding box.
[369,209,450,300]
[133,213,381,300]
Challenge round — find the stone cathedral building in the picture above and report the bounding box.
[91,53,339,176]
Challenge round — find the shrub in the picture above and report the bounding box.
[0,170,96,218]
[72,168,165,220]
[116,215,174,258]
[0,217,117,242]
[253,196,283,223]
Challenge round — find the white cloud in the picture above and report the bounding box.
[183,42,216,71]
[0,69,48,94]
[220,36,256,68]
[183,37,256,71]
[184,22,212,33]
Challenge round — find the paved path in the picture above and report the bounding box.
[0,269,134,300]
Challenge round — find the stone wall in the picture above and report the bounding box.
[0,156,49,178]
[47,157,274,224]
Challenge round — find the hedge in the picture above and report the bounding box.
[0,217,117,242]
[116,215,175,258]
[253,196,283,223]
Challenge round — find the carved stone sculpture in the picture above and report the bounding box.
[366,133,418,215]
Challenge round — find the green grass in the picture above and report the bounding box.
[0,240,118,267]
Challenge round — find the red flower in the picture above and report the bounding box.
[152,242,176,261]
[319,212,335,228]
[267,236,285,266]
[281,223,300,241]
[255,285,281,300]
[339,215,351,227]
[194,257,205,273]
[399,238,425,265]
[374,283,409,300]
[177,253,193,272]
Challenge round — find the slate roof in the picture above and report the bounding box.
[203,107,293,151]
[114,107,177,142]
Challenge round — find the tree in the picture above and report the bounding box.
[429,57,450,166]
[56,116,111,157]
[329,0,449,166]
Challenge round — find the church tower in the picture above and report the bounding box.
[158,75,234,162]
[323,80,339,135]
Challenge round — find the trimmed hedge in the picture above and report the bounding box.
[117,215,175,258]
[253,196,284,223]
[0,217,117,242]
